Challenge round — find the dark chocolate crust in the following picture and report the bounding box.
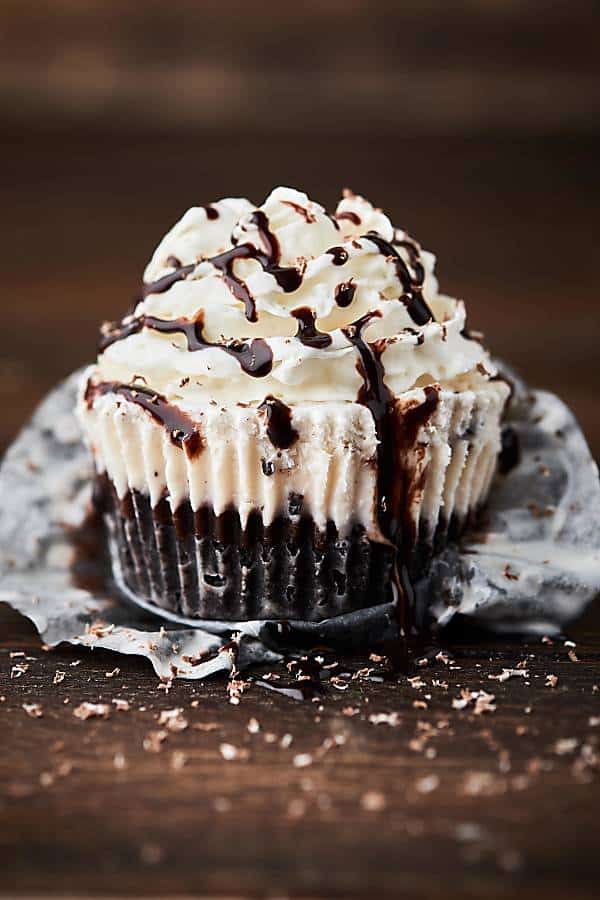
[96,476,400,622]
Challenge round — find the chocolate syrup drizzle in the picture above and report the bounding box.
[334,280,356,308]
[327,246,349,266]
[292,307,332,349]
[138,215,432,339]
[99,313,273,378]
[363,232,433,327]
[141,210,303,323]
[258,396,299,449]
[84,380,203,457]
[336,210,361,226]
[342,311,439,636]
[141,263,196,299]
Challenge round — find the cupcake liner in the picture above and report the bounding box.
[101,477,395,621]
[81,380,508,621]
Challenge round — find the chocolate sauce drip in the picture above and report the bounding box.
[166,255,182,268]
[394,236,426,285]
[84,380,203,457]
[99,313,273,378]
[343,311,439,636]
[203,204,219,220]
[220,336,273,377]
[142,263,195,299]
[336,210,361,226]
[292,307,332,349]
[343,310,439,653]
[259,396,299,449]
[342,312,397,539]
[328,246,349,266]
[99,317,145,352]
[334,280,356,308]
[362,232,433,326]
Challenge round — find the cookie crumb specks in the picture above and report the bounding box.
[22,702,43,718]
[112,698,130,711]
[361,790,387,812]
[293,753,313,769]
[213,796,232,813]
[143,730,168,753]
[219,743,249,762]
[113,752,127,770]
[73,702,110,720]
[415,774,440,795]
[369,712,401,727]
[452,689,496,714]
[158,708,189,732]
[552,738,578,756]
[170,750,188,771]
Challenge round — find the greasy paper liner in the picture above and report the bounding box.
[102,481,395,622]
[0,367,599,681]
[82,379,506,621]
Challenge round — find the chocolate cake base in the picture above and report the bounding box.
[95,478,396,621]
[95,477,471,623]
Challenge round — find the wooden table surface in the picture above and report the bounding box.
[2,601,600,899]
[1,131,600,898]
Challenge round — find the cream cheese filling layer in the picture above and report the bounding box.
[79,376,508,537]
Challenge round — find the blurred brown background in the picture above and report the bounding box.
[1,0,599,455]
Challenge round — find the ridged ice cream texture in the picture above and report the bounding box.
[80,186,508,535]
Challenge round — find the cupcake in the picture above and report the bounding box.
[78,187,509,624]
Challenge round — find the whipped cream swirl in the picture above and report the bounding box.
[93,186,493,408]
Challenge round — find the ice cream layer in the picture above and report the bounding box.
[80,375,507,539]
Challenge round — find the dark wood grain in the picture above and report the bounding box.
[2,600,600,899]
[2,1,599,135]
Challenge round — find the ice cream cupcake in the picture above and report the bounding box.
[78,187,509,624]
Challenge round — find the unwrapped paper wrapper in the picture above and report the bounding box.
[1,369,599,681]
